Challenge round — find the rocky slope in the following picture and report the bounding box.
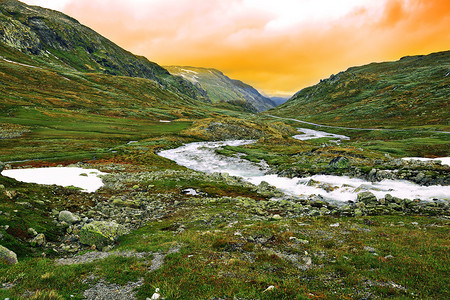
[270,50,450,129]
[165,66,275,112]
[0,0,207,101]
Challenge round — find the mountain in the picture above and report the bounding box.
[165,66,275,112]
[269,51,450,129]
[0,0,207,102]
[269,96,289,106]
[0,0,250,163]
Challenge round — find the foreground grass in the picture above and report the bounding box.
[1,203,448,299]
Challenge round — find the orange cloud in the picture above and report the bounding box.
[60,0,449,96]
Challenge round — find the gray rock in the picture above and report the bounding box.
[357,191,378,205]
[354,209,363,217]
[58,211,79,224]
[28,228,38,237]
[364,246,377,253]
[0,245,18,265]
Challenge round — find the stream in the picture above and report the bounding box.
[159,130,449,203]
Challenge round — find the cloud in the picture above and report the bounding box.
[23,0,450,96]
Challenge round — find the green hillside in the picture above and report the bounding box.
[0,0,207,101]
[165,66,275,112]
[270,51,450,131]
[0,0,252,162]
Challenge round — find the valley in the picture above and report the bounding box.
[0,1,448,299]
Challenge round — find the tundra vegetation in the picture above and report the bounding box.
[0,1,448,299]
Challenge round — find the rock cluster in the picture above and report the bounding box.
[17,166,449,256]
[277,157,449,187]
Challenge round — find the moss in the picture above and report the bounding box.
[79,221,129,250]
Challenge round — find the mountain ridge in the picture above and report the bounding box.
[0,0,208,101]
[165,65,275,112]
[269,50,449,130]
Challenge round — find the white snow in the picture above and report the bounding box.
[1,167,105,193]
[159,140,450,202]
[0,56,42,70]
[402,157,450,166]
[159,120,171,123]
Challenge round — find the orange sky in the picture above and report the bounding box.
[23,0,450,97]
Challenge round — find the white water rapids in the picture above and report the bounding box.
[159,140,450,203]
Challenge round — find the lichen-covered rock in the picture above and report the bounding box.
[80,221,129,250]
[58,211,79,224]
[328,156,349,169]
[357,191,378,205]
[30,233,46,247]
[0,245,18,265]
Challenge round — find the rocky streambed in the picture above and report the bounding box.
[36,166,450,256]
[158,140,450,203]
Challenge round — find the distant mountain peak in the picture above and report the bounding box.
[165,65,275,112]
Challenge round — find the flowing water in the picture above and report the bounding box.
[159,139,450,202]
[293,128,349,141]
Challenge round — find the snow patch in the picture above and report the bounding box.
[1,167,105,193]
[0,56,42,70]
[293,128,350,141]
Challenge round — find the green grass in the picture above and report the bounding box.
[2,207,448,299]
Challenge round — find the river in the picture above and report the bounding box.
[158,136,449,203]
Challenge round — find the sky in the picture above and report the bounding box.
[22,0,450,97]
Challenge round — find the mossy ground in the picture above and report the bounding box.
[1,123,449,299]
[0,3,448,298]
[1,193,448,299]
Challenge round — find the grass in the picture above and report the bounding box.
[2,203,448,299]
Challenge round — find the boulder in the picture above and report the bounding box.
[357,191,378,205]
[0,245,18,265]
[30,233,46,247]
[328,156,349,169]
[80,221,129,250]
[0,161,5,173]
[58,211,79,224]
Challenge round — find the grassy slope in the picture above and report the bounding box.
[165,66,275,112]
[270,51,450,131]
[0,0,207,101]
[0,30,253,162]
